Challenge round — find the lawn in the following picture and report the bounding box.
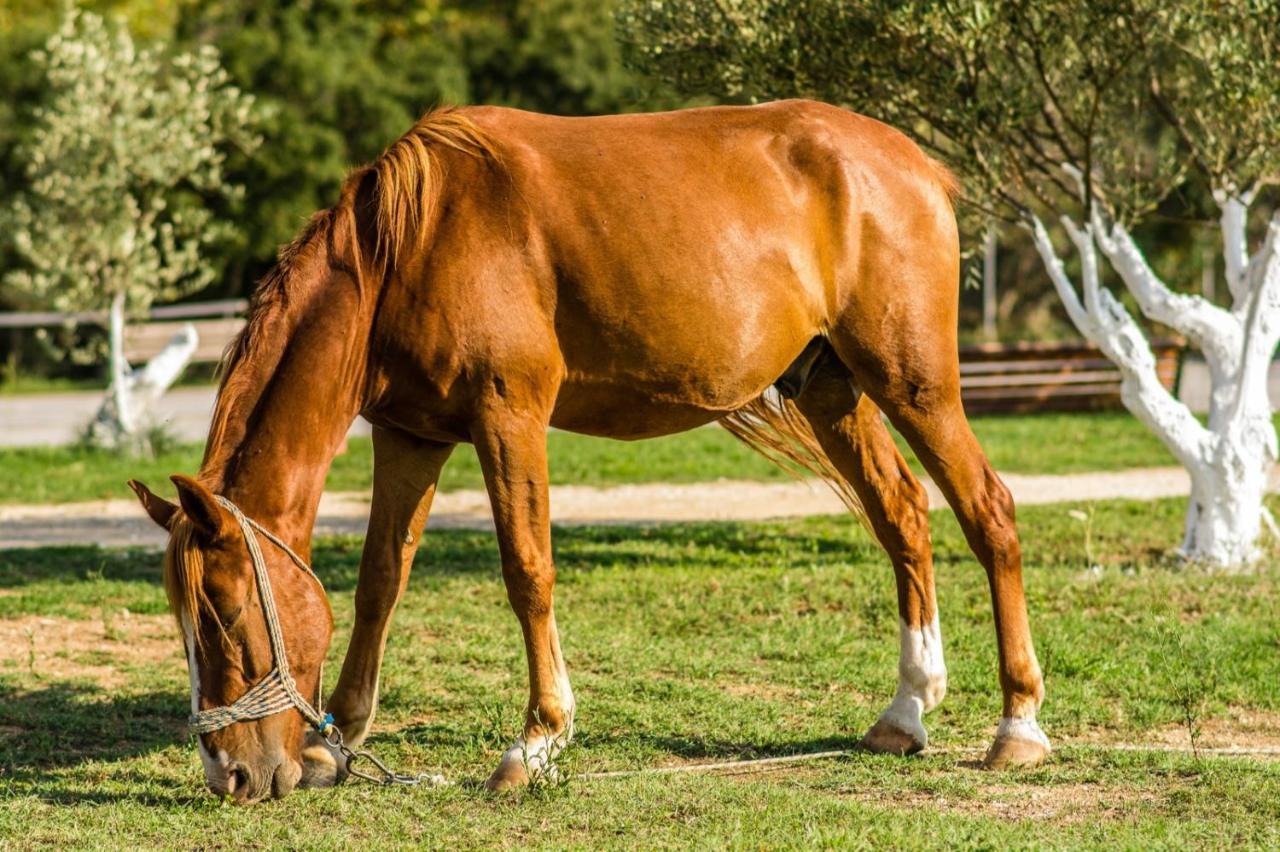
[1,496,1277,847]
[0,410,1222,506]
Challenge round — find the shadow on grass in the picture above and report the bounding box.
[0,681,186,771]
[0,519,887,597]
[575,730,868,762]
[391,717,866,765]
[0,546,162,589]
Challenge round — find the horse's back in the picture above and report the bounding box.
[385,102,959,440]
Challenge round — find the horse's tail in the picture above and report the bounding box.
[925,155,961,206]
[719,394,866,524]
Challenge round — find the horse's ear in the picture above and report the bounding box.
[169,475,234,542]
[127,479,178,530]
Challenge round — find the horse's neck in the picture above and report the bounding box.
[201,264,368,556]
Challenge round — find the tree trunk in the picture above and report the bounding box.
[1026,204,1279,570]
[108,290,134,438]
[88,295,197,453]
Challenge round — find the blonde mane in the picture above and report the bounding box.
[199,107,496,487]
[368,106,499,266]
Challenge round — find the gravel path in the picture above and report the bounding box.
[5,466,1277,549]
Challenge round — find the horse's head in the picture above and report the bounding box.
[129,475,333,803]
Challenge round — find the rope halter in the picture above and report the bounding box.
[187,496,330,735]
[184,496,445,787]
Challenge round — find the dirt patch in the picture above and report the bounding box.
[0,612,180,688]
[719,681,803,701]
[1065,708,1280,752]
[844,780,1163,824]
[9,467,1274,548]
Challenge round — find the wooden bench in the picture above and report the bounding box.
[958,339,1184,414]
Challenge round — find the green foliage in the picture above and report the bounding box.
[173,0,679,282]
[171,0,438,267]
[619,0,1280,228]
[0,6,260,317]
[443,0,680,115]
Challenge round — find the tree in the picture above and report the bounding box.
[171,0,679,291]
[620,0,1280,568]
[2,6,260,451]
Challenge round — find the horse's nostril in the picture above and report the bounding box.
[230,766,251,797]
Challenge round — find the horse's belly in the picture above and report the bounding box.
[550,334,805,440]
[547,273,821,439]
[550,379,743,439]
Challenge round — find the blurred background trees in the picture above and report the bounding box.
[0,0,677,314]
[2,6,259,449]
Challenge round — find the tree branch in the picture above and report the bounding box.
[1232,211,1280,427]
[1023,211,1211,468]
[1088,204,1241,365]
[1214,188,1254,311]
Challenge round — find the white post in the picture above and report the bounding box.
[983,227,998,341]
[91,296,197,451]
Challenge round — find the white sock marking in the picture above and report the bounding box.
[876,615,947,746]
[996,715,1051,749]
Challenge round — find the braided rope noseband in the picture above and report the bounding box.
[187,496,328,734]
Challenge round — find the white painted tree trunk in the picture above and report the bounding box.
[1025,190,1280,569]
[88,293,198,452]
[106,291,135,438]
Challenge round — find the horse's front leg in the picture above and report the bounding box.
[472,405,574,791]
[300,425,453,787]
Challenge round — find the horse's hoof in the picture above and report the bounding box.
[298,731,347,788]
[861,716,927,756]
[982,718,1051,769]
[484,757,529,792]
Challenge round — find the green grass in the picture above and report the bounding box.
[1,411,1233,506]
[1,497,1277,847]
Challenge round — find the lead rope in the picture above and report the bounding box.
[187,497,444,787]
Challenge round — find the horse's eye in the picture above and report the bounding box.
[215,603,244,629]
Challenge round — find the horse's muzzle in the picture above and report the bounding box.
[208,757,302,804]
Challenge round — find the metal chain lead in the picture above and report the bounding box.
[186,496,444,787]
[320,723,446,787]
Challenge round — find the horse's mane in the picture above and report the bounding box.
[200,107,496,486]
[368,106,498,266]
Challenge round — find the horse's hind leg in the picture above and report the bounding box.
[828,319,1049,768]
[794,359,945,755]
[472,402,574,791]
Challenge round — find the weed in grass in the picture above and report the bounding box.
[23,627,35,676]
[1156,626,1221,765]
[1067,504,1101,575]
[519,709,574,793]
[101,605,125,642]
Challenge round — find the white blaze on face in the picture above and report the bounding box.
[183,613,235,791]
[877,614,947,746]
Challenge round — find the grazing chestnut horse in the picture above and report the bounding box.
[128,100,1049,803]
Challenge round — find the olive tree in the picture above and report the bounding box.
[3,6,259,451]
[621,0,1280,568]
